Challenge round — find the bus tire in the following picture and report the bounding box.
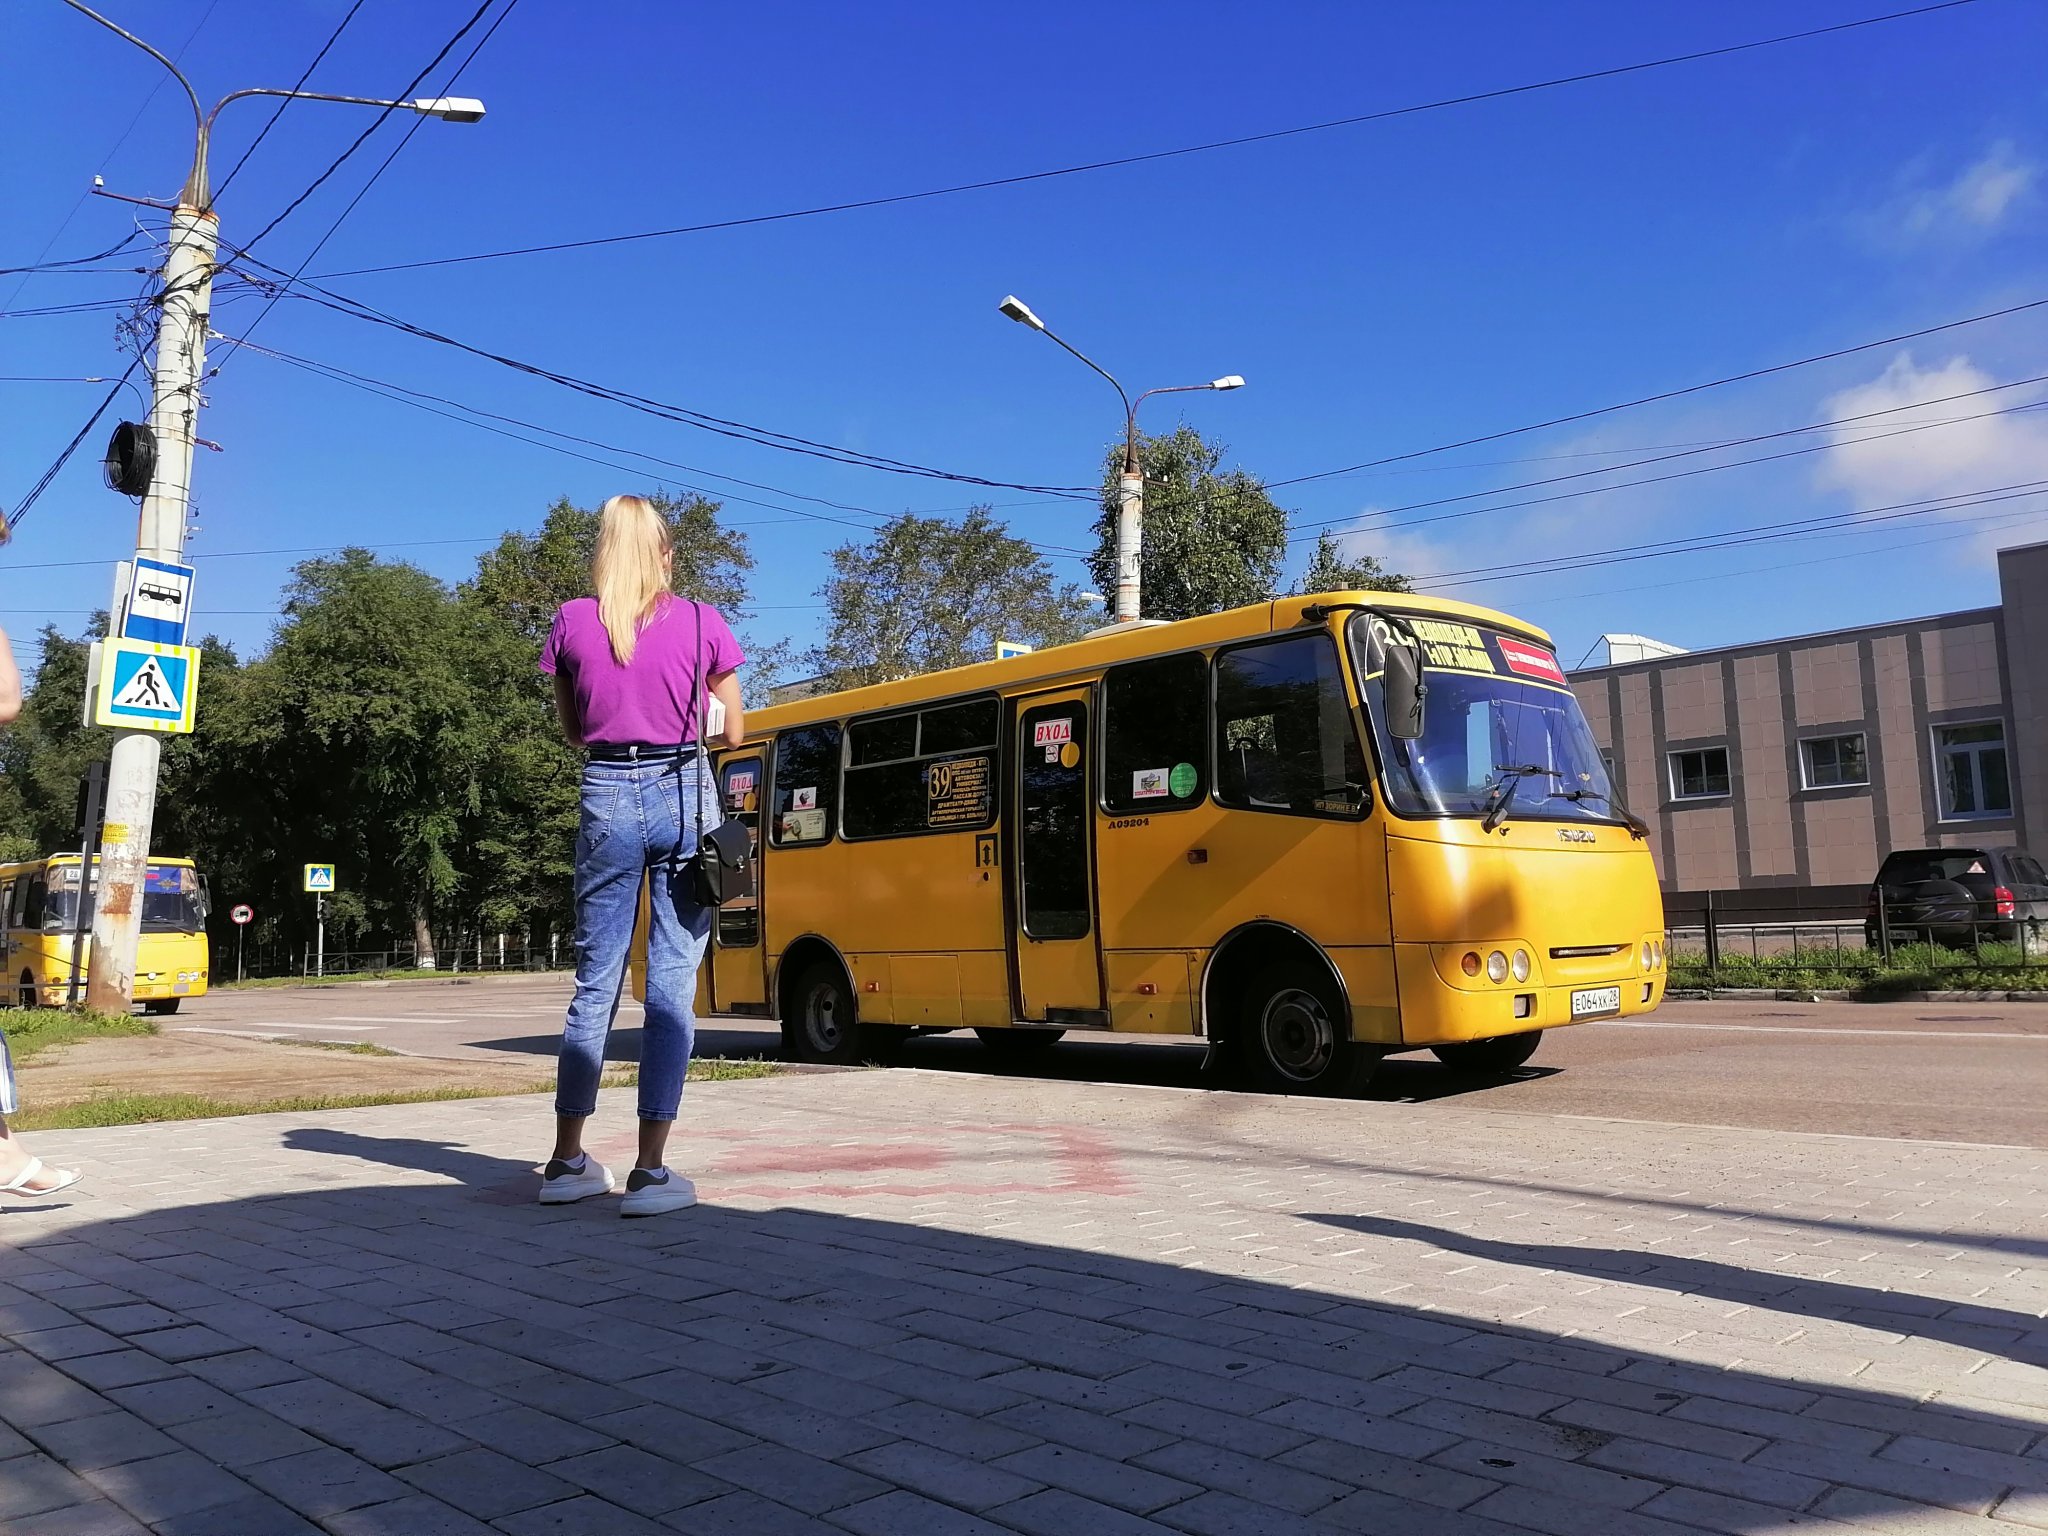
[144,999,182,1017]
[1239,970,1376,1096]
[786,959,869,1066]
[1431,1032,1541,1074]
[975,1027,1064,1063]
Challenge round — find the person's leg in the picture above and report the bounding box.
[546,766,640,1192]
[0,1034,78,1197]
[620,758,710,1214]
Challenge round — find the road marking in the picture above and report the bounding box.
[178,1020,386,1031]
[325,1015,463,1024]
[1593,1020,2048,1040]
[174,1026,379,1040]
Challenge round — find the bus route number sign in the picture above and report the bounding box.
[928,755,992,827]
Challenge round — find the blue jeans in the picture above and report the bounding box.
[557,755,713,1122]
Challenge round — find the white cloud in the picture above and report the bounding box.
[1868,141,2037,246]
[1817,352,2048,511]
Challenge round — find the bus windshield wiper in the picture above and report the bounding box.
[1548,784,1652,840]
[1480,764,1550,832]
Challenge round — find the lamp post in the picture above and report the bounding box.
[998,295,1241,624]
[55,0,485,1010]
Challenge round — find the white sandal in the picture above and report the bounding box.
[1,1158,82,1199]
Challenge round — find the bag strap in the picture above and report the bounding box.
[692,600,708,848]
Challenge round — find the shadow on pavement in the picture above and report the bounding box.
[1305,1213,2048,1369]
[0,1129,2042,1532]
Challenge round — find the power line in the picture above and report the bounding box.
[2,358,143,538]
[305,0,1978,281]
[1412,480,2048,593]
[1291,371,2048,542]
[0,231,146,277]
[213,0,518,371]
[225,255,1098,498]
[210,0,369,203]
[1270,295,2048,490]
[215,330,1091,559]
[233,0,500,261]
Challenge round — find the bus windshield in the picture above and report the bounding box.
[1349,616,1621,826]
[45,862,207,934]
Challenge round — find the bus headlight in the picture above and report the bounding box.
[1510,948,1531,983]
[1641,941,1654,971]
[1486,950,1508,984]
[1652,941,1664,970]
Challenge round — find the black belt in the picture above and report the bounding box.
[585,742,698,762]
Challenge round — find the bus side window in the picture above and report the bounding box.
[1102,653,1207,814]
[771,724,841,847]
[22,875,46,930]
[1215,635,1370,819]
[3,874,25,930]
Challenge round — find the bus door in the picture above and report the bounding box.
[1011,691,1105,1025]
[707,752,768,1012]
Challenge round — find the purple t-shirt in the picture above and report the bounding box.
[540,595,744,746]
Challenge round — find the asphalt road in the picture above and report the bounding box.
[174,974,2048,1147]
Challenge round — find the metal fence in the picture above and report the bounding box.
[1665,883,2047,986]
[221,933,564,982]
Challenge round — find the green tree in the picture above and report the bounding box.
[1088,425,1288,620]
[1294,530,1412,594]
[807,508,1092,689]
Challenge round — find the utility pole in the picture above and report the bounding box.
[996,296,1241,624]
[55,0,485,1009]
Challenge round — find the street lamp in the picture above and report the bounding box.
[998,295,1242,624]
[54,0,485,1011]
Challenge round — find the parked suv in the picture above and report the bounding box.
[1864,846,2048,949]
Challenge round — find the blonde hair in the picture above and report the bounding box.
[591,494,673,664]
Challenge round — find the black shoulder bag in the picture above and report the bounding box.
[685,601,754,907]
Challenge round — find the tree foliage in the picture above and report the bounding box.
[1088,425,1289,620]
[1295,530,1413,595]
[806,508,1091,690]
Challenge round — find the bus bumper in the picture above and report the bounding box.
[1393,941,1665,1045]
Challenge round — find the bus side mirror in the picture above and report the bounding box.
[1384,644,1427,740]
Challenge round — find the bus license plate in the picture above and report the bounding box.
[1571,986,1621,1019]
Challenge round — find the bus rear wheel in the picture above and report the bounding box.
[785,959,896,1065]
[1239,971,1376,1096]
[1432,1032,1541,1075]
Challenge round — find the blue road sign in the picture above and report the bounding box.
[94,639,199,734]
[123,558,196,646]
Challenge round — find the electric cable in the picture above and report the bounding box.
[1,357,144,538]
[304,1,1979,281]
[1270,295,2048,490]
[210,0,369,203]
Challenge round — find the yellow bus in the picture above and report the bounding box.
[665,590,1665,1093]
[1,855,211,1014]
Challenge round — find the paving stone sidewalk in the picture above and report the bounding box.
[2,1067,2045,1535]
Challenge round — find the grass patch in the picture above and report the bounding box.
[11,1058,778,1131]
[2,1007,156,1067]
[1672,941,2048,994]
[274,1038,401,1057]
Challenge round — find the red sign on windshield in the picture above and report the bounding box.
[1498,637,1566,684]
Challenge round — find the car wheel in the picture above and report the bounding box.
[1432,1032,1542,1075]
[1238,969,1376,1096]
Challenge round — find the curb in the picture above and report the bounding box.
[1666,987,2048,1003]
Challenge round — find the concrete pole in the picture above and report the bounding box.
[1114,452,1144,625]
[87,202,216,1012]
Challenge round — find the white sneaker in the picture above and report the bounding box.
[537,1156,615,1204]
[619,1166,696,1217]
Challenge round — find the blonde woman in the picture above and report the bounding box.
[0,624,83,1200]
[538,496,745,1216]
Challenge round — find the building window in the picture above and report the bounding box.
[1800,733,1868,790]
[1933,721,2010,820]
[1668,747,1730,801]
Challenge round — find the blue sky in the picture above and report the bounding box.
[4,0,2045,681]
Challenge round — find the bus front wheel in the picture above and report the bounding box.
[143,999,182,1017]
[1432,1032,1541,1074]
[15,972,33,1009]
[1240,972,1376,1096]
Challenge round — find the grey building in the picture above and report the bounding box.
[1570,539,2048,891]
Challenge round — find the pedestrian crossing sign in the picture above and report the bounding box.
[93,638,200,734]
[303,864,336,893]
